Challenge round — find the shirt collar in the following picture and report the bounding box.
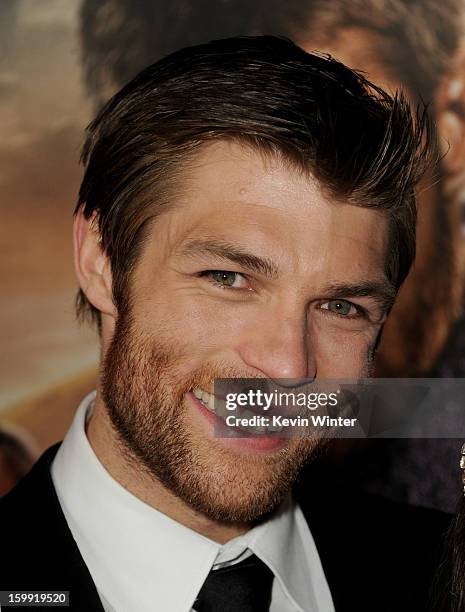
[51,391,327,612]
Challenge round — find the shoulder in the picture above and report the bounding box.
[1,443,69,586]
[294,477,451,611]
[0,444,103,610]
[1,443,62,540]
[1,443,62,537]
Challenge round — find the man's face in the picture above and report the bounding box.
[301,27,460,376]
[101,141,390,523]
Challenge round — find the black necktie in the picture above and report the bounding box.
[193,553,274,612]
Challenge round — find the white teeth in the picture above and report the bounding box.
[192,387,216,413]
[192,388,282,436]
[207,393,215,412]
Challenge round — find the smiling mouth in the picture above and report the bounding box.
[192,387,216,412]
[191,387,283,435]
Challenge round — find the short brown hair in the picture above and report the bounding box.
[76,35,433,331]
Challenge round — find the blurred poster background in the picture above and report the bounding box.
[0,0,97,456]
[1,0,465,510]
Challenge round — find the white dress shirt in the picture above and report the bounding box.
[51,391,334,612]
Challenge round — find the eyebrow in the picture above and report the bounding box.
[177,238,280,279]
[321,281,397,313]
[177,238,396,311]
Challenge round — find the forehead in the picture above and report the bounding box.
[158,140,388,273]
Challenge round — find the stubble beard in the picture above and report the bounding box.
[101,309,320,525]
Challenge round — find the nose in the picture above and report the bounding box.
[236,305,316,382]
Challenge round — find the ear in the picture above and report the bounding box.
[73,207,117,318]
[436,42,465,180]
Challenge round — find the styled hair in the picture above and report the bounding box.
[80,0,463,107]
[76,35,432,330]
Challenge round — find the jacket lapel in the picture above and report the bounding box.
[1,443,105,611]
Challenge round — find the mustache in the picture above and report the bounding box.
[173,363,267,400]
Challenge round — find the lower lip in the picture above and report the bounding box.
[187,391,286,454]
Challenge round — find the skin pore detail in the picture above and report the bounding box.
[81,140,392,543]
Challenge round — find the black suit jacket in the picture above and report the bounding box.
[1,444,451,611]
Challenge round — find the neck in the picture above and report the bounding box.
[86,391,249,544]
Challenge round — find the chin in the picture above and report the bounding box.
[159,438,315,524]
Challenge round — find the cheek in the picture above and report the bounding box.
[136,290,251,357]
[134,283,376,380]
[310,320,375,378]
